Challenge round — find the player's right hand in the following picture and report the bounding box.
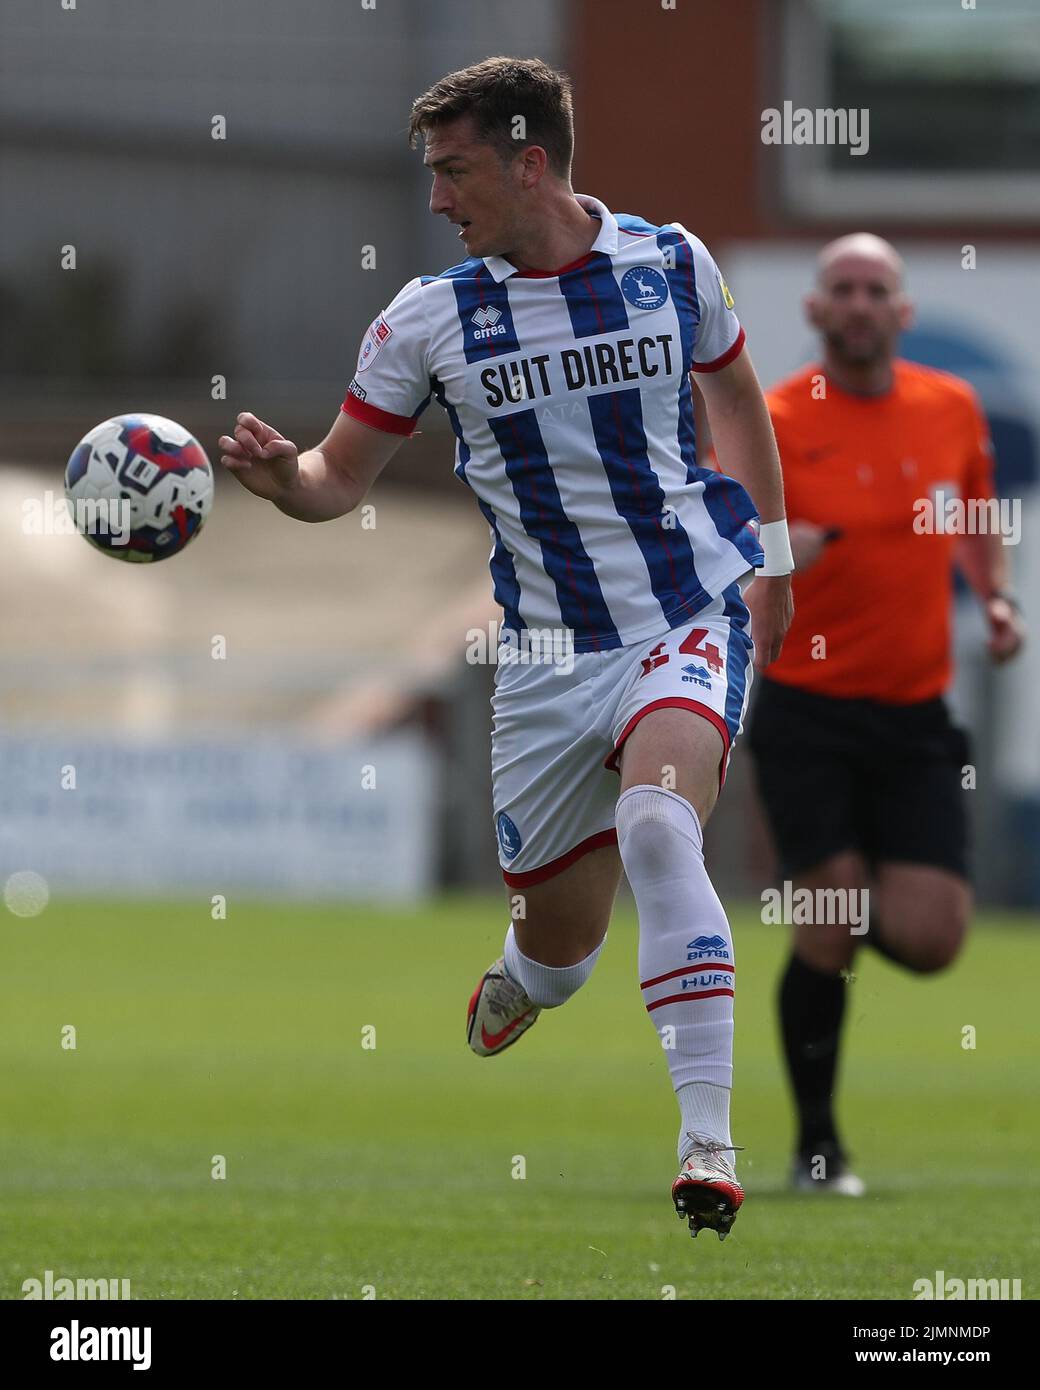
[218,413,299,499]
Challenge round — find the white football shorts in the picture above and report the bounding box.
[490,576,756,886]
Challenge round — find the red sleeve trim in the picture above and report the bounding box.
[341,393,418,437]
[691,325,746,374]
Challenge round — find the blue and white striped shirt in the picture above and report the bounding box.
[342,194,763,651]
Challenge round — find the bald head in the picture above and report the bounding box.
[816,233,905,290]
[806,232,912,375]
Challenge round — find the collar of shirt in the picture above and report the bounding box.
[481,193,620,282]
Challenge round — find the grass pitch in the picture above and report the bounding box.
[2,895,1037,1300]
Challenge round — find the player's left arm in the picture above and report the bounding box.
[696,345,793,669]
[951,391,1025,664]
[675,225,792,667]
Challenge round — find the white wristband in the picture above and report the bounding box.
[758,519,794,577]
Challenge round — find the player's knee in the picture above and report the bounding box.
[616,785,701,880]
[889,920,965,973]
[617,818,674,880]
[885,898,968,974]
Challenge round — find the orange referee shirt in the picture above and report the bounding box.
[764,359,995,703]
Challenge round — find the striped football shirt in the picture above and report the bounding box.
[342,193,763,651]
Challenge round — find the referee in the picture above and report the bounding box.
[747,233,1025,1194]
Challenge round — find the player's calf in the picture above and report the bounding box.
[468,846,619,1057]
[616,781,741,1229]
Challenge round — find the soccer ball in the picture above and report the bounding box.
[64,413,213,562]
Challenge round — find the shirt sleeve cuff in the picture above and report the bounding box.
[691,325,746,374]
[341,393,419,436]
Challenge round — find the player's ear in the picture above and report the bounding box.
[804,291,823,331]
[896,295,914,333]
[518,143,548,189]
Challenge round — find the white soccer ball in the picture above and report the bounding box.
[64,413,213,562]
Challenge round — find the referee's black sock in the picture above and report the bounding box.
[779,952,847,1159]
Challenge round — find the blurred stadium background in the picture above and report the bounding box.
[3,0,1040,1307]
[2,0,1037,907]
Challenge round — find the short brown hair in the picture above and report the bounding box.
[408,56,574,179]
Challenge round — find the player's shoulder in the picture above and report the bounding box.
[414,257,486,291]
[894,358,981,413]
[423,254,488,284]
[379,274,428,320]
[615,213,711,254]
[379,259,490,337]
[614,210,670,240]
[387,258,487,306]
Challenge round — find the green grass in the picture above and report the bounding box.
[1,896,1037,1299]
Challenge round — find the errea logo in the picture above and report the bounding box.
[472,305,506,340]
[686,934,730,961]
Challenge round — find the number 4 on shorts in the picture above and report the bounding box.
[680,627,724,674]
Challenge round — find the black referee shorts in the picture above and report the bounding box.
[747,677,971,880]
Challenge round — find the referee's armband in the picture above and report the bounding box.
[758,519,795,577]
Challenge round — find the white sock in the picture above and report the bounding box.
[503,923,605,1007]
[615,784,735,1159]
[678,1082,731,1164]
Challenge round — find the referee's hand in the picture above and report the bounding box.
[746,572,794,671]
[985,595,1025,665]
